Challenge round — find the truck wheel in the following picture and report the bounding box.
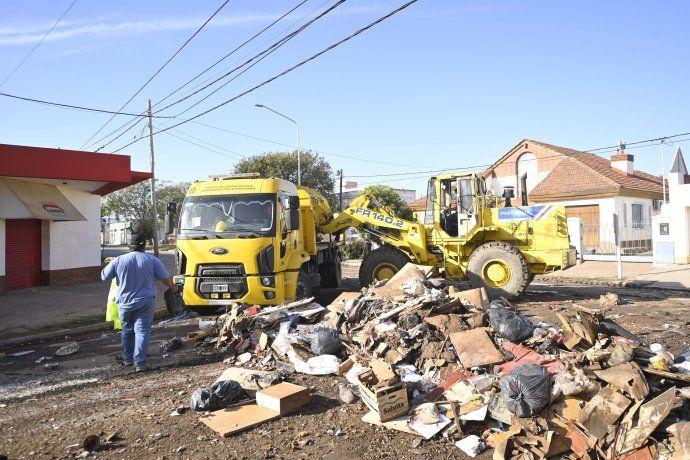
[296,270,312,299]
[319,254,342,288]
[467,242,530,299]
[359,246,410,288]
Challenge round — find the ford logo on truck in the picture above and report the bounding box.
[210,247,228,255]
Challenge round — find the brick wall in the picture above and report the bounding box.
[491,141,568,178]
[42,266,101,287]
[0,275,5,295]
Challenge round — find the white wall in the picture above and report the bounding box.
[668,171,690,263]
[47,187,102,270]
[0,219,5,277]
[614,196,658,228]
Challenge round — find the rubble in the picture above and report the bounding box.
[188,262,689,457]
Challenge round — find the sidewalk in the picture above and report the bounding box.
[0,250,176,340]
[542,260,690,291]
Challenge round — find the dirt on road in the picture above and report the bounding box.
[1,279,689,459]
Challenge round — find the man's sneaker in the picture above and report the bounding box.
[135,365,148,372]
[123,361,134,366]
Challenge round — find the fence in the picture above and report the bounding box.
[580,222,653,262]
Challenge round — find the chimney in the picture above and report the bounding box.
[611,140,634,175]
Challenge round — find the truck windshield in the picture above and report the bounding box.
[178,193,275,238]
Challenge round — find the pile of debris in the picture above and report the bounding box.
[188,263,690,459]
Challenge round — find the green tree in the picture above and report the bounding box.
[362,185,414,221]
[101,181,190,242]
[234,150,335,200]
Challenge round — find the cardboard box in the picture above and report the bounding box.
[255,382,311,416]
[356,369,409,422]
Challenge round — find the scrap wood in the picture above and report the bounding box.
[448,286,489,309]
[327,291,361,313]
[594,362,650,401]
[615,387,677,454]
[449,328,503,368]
[616,444,659,460]
[417,368,473,405]
[641,366,690,383]
[372,263,433,297]
[361,411,417,435]
[499,341,566,374]
[423,313,465,335]
[200,404,280,437]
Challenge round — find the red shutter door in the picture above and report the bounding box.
[5,219,42,291]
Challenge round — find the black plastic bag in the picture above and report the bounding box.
[164,288,185,315]
[307,328,342,355]
[487,302,533,343]
[499,364,550,418]
[190,380,246,412]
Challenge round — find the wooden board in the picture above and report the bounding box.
[327,291,361,313]
[200,404,280,437]
[449,328,503,368]
[449,287,489,309]
[255,382,311,416]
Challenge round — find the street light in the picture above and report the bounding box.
[255,104,301,185]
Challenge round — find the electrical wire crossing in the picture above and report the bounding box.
[79,0,233,150]
[0,0,79,88]
[0,92,176,118]
[85,0,312,153]
[113,0,421,153]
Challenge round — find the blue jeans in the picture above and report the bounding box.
[118,299,155,366]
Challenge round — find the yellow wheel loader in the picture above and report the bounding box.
[320,172,576,299]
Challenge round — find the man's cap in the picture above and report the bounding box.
[128,234,147,249]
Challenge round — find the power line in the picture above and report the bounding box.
[585,132,690,153]
[87,0,314,153]
[112,0,421,153]
[0,91,176,117]
[154,0,310,109]
[163,130,242,161]
[156,0,347,116]
[79,0,233,150]
[0,0,79,88]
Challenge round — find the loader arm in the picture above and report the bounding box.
[318,194,434,264]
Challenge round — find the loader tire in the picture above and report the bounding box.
[359,246,410,288]
[319,254,342,288]
[467,242,530,300]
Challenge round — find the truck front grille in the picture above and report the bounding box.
[195,264,247,299]
[197,263,245,277]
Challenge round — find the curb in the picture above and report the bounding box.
[0,308,170,350]
[537,276,690,292]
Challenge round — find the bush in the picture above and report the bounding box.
[342,239,366,260]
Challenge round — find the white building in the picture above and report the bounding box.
[0,143,150,294]
[654,148,690,265]
[101,219,132,245]
[485,140,664,258]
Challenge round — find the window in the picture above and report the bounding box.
[631,203,643,228]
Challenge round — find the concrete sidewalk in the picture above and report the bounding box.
[542,260,690,291]
[0,249,176,340]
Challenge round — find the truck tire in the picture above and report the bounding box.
[296,270,312,299]
[359,246,410,288]
[319,254,342,288]
[467,242,530,300]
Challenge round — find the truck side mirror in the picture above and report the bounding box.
[288,195,300,210]
[165,202,177,234]
[286,208,300,231]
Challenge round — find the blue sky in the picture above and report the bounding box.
[1,0,689,197]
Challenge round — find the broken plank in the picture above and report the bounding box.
[641,366,690,383]
[449,328,503,368]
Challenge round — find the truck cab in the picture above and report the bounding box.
[169,174,340,312]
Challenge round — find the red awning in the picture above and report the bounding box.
[0,143,152,195]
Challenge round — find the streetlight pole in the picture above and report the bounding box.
[255,104,301,185]
[660,138,667,203]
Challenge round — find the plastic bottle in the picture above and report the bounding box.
[649,343,674,371]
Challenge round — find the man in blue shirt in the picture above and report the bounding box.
[101,234,177,371]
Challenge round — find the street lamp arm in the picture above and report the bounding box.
[255,103,302,185]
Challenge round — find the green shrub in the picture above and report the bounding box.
[342,239,366,260]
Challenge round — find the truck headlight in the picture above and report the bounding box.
[260,276,275,287]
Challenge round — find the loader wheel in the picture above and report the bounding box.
[296,270,312,299]
[319,254,342,288]
[467,242,530,299]
[359,246,410,288]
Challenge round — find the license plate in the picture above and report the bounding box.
[212,284,229,293]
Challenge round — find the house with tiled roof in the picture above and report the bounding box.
[409,195,428,222]
[484,139,665,257]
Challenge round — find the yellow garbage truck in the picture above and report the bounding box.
[167,173,340,312]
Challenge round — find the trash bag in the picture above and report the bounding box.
[105,279,122,330]
[190,380,246,412]
[487,302,533,343]
[307,327,342,355]
[160,337,183,352]
[499,364,550,418]
[164,287,185,315]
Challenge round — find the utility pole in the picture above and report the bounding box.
[148,99,159,257]
[338,169,343,211]
[661,139,667,203]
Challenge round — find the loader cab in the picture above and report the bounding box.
[428,173,483,239]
